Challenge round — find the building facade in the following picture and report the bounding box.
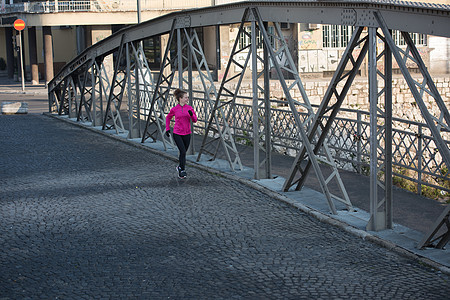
[0,0,449,86]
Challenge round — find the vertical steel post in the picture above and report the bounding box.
[251,19,260,179]
[367,27,384,231]
[18,30,24,91]
[58,78,69,115]
[94,59,106,127]
[68,77,77,119]
[356,111,362,174]
[417,124,423,195]
[91,62,99,126]
[135,47,141,137]
[188,29,195,155]
[385,31,393,229]
[126,43,134,137]
[126,42,142,139]
[214,25,220,82]
[263,21,272,179]
[177,28,183,90]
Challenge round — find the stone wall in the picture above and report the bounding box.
[190,75,449,126]
[265,75,450,124]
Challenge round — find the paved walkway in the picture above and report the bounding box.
[1,113,449,299]
[0,75,47,95]
[1,76,449,298]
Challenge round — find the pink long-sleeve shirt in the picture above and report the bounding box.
[166,104,198,135]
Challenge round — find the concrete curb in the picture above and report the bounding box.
[43,112,450,276]
[0,90,48,96]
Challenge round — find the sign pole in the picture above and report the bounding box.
[19,30,25,91]
[14,18,26,92]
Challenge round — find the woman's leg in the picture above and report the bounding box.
[173,133,188,170]
[181,134,191,161]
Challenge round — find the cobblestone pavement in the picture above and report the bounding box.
[1,114,449,299]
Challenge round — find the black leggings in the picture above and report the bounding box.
[172,133,191,170]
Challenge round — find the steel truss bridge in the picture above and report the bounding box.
[48,0,450,249]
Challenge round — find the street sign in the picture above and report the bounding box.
[13,19,25,31]
[13,18,26,91]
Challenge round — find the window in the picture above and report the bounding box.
[143,36,161,69]
[392,30,426,46]
[322,25,354,48]
[323,26,426,48]
[238,26,275,50]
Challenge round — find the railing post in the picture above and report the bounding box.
[251,18,260,179]
[417,124,423,195]
[357,111,362,174]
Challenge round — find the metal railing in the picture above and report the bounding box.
[1,0,212,14]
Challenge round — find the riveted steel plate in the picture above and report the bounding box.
[341,9,356,26]
[175,16,191,29]
[356,9,377,27]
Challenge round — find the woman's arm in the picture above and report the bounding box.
[166,108,175,131]
[189,107,198,123]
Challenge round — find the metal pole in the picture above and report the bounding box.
[367,27,382,231]
[251,20,260,179]
[177,28,183,89]
[385,31,393,229]
[263,21,272,179]
[19,30,25,91]
[91,63,98,126]
[137,0,141,24]
[214,25,220,82]
[417,124,423,195]
[188,29,195,155]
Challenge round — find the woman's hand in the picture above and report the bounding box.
[165,130,170,137]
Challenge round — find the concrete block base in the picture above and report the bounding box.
[1,102,28,114]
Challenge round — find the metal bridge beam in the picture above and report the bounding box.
[366,27,394,231]
[374,11,450,169]
[77,60,94,123]
[418,205,450,249]
[102,34,127,134]
[280,25,368,212]
[373,10,450,237]
[142,20,177,148]
[90,59,105,127]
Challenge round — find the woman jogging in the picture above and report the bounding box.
[165,89,198,179]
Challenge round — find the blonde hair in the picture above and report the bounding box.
[173,89,187,102]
